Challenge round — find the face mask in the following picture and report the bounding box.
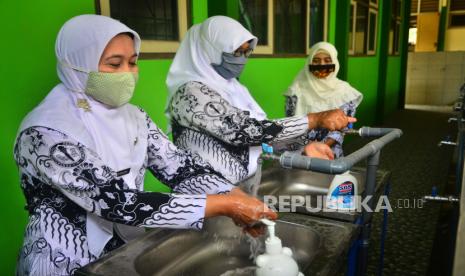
[85,71,138,107]
[308,64,336,79]
[60,60,138,108]
[212,52,247,79]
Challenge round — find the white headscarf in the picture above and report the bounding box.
[165,16,266,128]
[285,42,363,115]
[18,14,147,258]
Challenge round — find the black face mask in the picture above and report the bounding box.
[308,64,336,78]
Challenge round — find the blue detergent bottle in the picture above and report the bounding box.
[326,171,358,210]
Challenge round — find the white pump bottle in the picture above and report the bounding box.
[255,219,304,276]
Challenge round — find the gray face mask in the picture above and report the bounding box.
[212,52,248,80]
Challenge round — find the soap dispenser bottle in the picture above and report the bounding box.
[255,219,304,276]
[326,170,358,210]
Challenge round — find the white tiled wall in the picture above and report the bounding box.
[406,51,465,105]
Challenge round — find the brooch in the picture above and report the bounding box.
[77,99,91,112]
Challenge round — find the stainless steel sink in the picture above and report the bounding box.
[78,217,320,276]
[76,214,358,276]
[134,217,319,276]
[252,162,390,222]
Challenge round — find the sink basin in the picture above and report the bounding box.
[76,214,358,276]
[252,162,390,222]
[135,217,320,276]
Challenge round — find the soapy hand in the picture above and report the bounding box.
[227,189,273,236]
[303,142,334,160]
[205,188,277,237]
[308,109,356,131]
[228,193,277,226]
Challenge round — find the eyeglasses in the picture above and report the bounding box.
[233,48,253,58]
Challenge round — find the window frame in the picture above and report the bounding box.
[367,7,378,55]
[349,0,378,56]
[389,0,402,56]
[448,11,465,28]
[251,0,274,55]
[448,0,465,29]
[247,0,328,56]
[349,1,357,55]
[97,0,189,54]
[306,0,329,54]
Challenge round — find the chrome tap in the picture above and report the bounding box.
[438,140,457,147]
[423,186,459,203]
[448,117,465,123]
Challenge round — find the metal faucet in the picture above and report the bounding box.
[448,117,465,123]
[423,195,459,203]
[423,186,459,203]
[438,140,457,147]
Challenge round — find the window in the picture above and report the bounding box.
[449,0,465,28]
[308,0,326,47]
[450,14,465,27]
[389,0,402,55]
[274,0,307,54]
[97,0,189,54]
[239,0,273,54]
[349,0,378,55]
[368,9,378,54]
[349,3,355,54]
[354,4,368,54]
[234,0,328,55]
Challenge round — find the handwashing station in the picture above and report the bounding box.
[76,127,402,276]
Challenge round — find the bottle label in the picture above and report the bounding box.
[327,181,355,210]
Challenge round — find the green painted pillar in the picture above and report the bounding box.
[192,0,209,24]
[208,0,227,17]
[226,0,240,20]
[327,0,338,45]
[375,0,391,124]
[206,0,238,20]
[334,0,350,81]
[437,5,448,51]
[398,0,412,109]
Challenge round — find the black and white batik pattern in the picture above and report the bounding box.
[170,81,309,183]
[285,96,357,158]
[15,110,234,276]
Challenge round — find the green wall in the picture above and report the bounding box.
[0,1,96,274]
[241,58,306,118]
[0,1,175,274]
[0,0,407,274]
[347,57,381,125]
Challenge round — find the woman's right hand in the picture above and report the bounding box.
[303,142,334,160]
[205,189,277,232]
[307,109,356,131]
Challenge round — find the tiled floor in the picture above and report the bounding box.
[343,108,455,275]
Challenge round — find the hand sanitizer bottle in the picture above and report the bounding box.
[255,219,304,276]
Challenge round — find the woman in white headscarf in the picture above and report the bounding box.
[285,42,363,158]
[166,16,355,184]
[14,15,276,275]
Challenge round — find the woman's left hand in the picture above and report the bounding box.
[303,142,334,160]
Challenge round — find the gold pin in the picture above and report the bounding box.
[77,99,91,112]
